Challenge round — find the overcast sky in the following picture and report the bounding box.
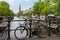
[0,0,38,13]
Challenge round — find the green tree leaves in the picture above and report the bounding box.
[0,1,14,16]
[33,0,60,16]
[17,11,22,17]
[0,1,9,9]
[16,0,60,17]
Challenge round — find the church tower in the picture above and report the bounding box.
[19,4,21,12]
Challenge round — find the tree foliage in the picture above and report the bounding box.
[0,1,9,9]
[0,1,14,16]
[16,0,60,17]
[17,11,22,17]
[33,0,60,16]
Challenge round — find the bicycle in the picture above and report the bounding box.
[14,19,48,40]
[14,19,30,40]
[31,19,48,38]
[46,16,60,37]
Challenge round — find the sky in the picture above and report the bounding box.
[0,0,38,13]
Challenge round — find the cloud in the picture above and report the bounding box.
[0,0,2,1]
[24,0,30,2]
[22,5,32,10]
[5,0,14,4]
[0,0,36,13]
[7,0,11,1]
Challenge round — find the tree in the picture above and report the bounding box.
[0,1,14,16]
[0,1,9,9]
[32,0,60,16]
[55,0,60,16]
[33,2,39,16]
[17,11,22,17]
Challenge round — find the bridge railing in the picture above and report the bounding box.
[0,18,60,40]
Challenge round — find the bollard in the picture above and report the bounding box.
[7,17,11,40]
[29,19,32,38]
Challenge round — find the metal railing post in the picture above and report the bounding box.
[29,19,32,38]
[7,17,11,40]
[48,19,51,36]
[57,20,60,33]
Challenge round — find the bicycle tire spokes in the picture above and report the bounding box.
[14,26,28,40]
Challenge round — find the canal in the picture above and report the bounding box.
[10,16,26,38]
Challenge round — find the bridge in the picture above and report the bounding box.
[0,16,60,40]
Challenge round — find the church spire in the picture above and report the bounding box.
[19,4,21,12]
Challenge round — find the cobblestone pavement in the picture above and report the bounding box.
[11,36,60,40]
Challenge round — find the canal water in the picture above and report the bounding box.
[10,16,26,38]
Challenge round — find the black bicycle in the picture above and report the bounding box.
[31,20,48,38]
[14,19,30,40]
[14,19,48,40]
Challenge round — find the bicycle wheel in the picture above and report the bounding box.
[38,24,48,38]
[56,27,60,37]
[14,26,28,40]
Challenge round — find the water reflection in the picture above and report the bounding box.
[10,16,25,29]
[10,16,25,38]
